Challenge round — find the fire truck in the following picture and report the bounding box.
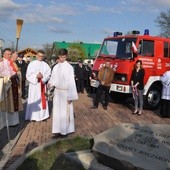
[91,30,170,110]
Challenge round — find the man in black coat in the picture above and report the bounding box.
[74,60,86,93]
[84,61,93,93]
[16,54,28,99]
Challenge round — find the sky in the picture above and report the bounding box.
[0,0,170,50]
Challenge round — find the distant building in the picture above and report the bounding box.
[53,41,101,59]
[17,47,37,58]
[17,47,37,63]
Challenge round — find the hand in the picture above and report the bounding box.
[67,100,72,104]
[134,84,138,88]
[37,72,43,79]
[47,83,51,88]
[101,81,105,85]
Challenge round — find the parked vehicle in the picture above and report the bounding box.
[91,29,170,110]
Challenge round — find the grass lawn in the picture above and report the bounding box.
[17,136,92,170]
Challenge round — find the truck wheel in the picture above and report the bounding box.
[110,92,128,103]
[144,84,162,110]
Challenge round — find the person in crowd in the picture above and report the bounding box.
[131,60,145,115]
[51,56,59,70]
[160,71,170,118]
[91,60,114,110]
[10,52,23,109]
[48,48,78,138]
[25,56,31,64]
[0,48,23,128]
[66,57,71,63]
[84,60,93,93]
[16,54,28,99]
[25,50,51,122]
[74,60,86,93]
[43,56,49,64]
[44,56,60,101]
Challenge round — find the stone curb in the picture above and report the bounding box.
[0,123,25,170]
[7,136,92,170]
[7,138,59,170]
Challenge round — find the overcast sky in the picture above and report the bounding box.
[0,0,170,50]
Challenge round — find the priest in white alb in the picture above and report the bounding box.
[48,48,78,138]
[25,50,51,121]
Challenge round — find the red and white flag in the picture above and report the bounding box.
[132,42,138,53]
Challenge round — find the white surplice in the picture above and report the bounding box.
[48,61,78,135]
[161,71,170,100]
[25,60,51,121]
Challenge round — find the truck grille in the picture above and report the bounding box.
[113,73,127,82]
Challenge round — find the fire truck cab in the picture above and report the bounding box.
[91,30,170,110]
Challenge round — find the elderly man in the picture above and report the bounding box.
[0,48,23,129]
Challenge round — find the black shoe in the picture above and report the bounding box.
[52,134,61,139]
[103,106,107,110]
[90,106,98,109]
[60,134,68,138]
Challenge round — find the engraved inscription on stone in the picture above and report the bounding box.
[92,123,170,170]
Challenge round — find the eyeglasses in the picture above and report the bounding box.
[37,54,44,57]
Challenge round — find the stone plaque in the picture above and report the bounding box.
[92,123,170,170]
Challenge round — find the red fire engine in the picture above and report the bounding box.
[91,30,170,110]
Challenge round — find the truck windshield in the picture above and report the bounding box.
[100,38,137,59]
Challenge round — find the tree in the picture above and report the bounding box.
[42,43,53,59]
[52,45,60,58]
[68,43,86,62]
[155,9,170,37]
[42,42,86,62]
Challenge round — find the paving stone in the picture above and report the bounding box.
[1,92,170,169]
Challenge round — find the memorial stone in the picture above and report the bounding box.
[92,123,170,170]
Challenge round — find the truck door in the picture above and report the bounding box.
[138,39,161,109]
[163,41,170,72]
[138,39,155,80]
